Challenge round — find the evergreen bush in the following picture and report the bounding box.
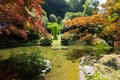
[40,37,52,46]
[8,48,46,79]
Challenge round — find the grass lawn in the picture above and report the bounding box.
[0,45,80,80]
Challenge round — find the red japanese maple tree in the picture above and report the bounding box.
[0,0,49,42]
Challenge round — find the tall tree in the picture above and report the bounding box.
[68,0,85,12]
[99,0,120,51]
[83,0,99,15]
[64,14,106,44]
[64,0,120,51]
[0,0,50,43]
[42,0,70,18]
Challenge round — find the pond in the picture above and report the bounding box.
[0,46,80,80]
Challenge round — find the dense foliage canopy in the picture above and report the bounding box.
[64,14,106,28]
[100,0,120,41]
[67,0,85,12]
[83,0,99,15]
[64,14,107,44]
[64,0,120,50]
[98,0,120,50]
[42,0,99,18]
[0,0,50,42]
[42,0,70,18]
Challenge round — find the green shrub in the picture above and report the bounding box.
[66,42,110,60]
[47,22,63,40]
[91,41,111,57]
[40,37,52,46]
[61,34,79,45]
[86,72,109,80]
[108,13,119,22]
[61,38,69,45]
[48,22,63,31]
[8,48,46,79]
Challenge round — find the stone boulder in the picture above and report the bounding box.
[99,54,120,69]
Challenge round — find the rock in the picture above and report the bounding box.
[61,46,68,50]
[52,46,59,50]
[79,65,85,80]
[41,60,51,73]
[81,54,120,80]
[99,54,120,69]
[83,66,94,75]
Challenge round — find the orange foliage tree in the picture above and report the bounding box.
[64,0,120,51]
[64,14,107,44]
[98,0,120,51]
[0,0,50,43]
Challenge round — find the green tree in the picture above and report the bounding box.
[63,12,86,21]
[48,23,60,40]
[42,0,70,18]
[83,0,99,15]
[83,0,90,14]
[68,0,85,12]
[0,0,50,45]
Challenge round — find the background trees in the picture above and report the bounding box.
[42,0,70,18]
[67,0,85,12]
[83,0,99,15]
[42,0,100,18]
